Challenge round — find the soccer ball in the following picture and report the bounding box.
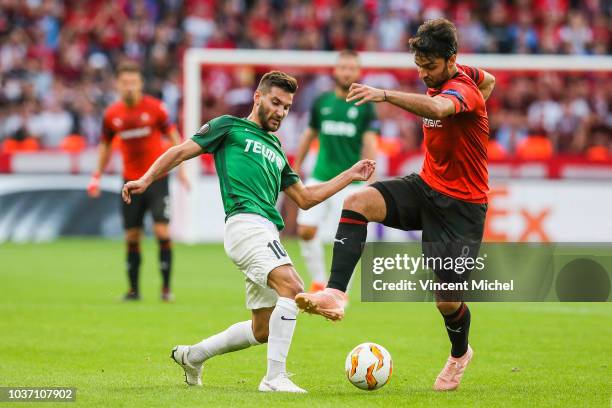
[345,342,393,391]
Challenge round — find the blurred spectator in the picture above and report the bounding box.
[528,89,563,135]
[183,1,216,47]
[377,9,405,51]
[0,0,608,161]
[456,8,489,53]
[30,99,74,148]
[509,10,539,54]
[559,11,593,54]
[486,3,514,53]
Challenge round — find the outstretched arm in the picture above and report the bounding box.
[284,159,375,210]
[346,83,456,120]
[122,140,201,203]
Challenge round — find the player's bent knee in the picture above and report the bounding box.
[153,223,170,240]
[125,229,142,242]
[343,192,368,214]
[436,301,461,315]
[268,266,304,297]
[297,225,317,241]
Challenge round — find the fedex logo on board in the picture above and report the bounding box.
[484,186,551,242]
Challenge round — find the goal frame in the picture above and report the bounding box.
[176,49,611,242]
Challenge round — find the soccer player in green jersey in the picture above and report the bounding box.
[293,50,379,292]
[122,71,375,393]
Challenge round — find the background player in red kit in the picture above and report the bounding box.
[87,62,189,302]
[296,18,496,391]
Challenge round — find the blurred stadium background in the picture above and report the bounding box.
[0,0,611,243]
[1,2,611,406]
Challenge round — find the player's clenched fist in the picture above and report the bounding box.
[122,178,151,204]
[347,159,375,181]
[346,83,386,106]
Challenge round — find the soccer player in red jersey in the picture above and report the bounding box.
[87,62,189,302]
[295,18,496,391]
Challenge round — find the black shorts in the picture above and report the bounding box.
[122,177,170,229]
[370,174,487,296]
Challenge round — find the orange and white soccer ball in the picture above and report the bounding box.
[345,342,393,391]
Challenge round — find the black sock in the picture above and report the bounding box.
[442,302,471,358]
[327,210,368,292]
[127,242,141,294]
[159,239,172,290]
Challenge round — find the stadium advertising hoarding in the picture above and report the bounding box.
[1,176,612,243]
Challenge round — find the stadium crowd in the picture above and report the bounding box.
[0,0,610,159]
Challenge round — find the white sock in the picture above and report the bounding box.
[188,320,260,365]
[299,237,326,282]
[266,297,298,380]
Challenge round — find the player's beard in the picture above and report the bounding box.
[258,103,281,132]
[425,65,451,89]
[123,92,136,107]
[334,76,353,93]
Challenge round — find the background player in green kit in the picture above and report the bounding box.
[122,71,375,393]
[293,50,379,292]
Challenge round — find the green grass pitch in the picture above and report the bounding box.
[1,239,610,407]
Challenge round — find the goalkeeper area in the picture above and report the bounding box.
[1,239,610,407]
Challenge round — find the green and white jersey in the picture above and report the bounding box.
[309,91,379,181]
[192,115,300,231]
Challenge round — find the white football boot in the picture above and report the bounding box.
[171,345,202,386]
[258,373,307,393]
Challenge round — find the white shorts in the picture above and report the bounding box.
[297,178,363,235]
[224,213,292,310]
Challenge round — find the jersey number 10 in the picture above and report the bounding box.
[267,240,287,259]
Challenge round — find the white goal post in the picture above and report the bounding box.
[174,49,612,242]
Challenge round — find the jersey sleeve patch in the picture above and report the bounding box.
[440,89,469,113]
[198,123,210,135]
[191,116,231,153]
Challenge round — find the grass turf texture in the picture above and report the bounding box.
[1,239,610,408]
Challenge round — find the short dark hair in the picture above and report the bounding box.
[409,18,458,60]
[116,61,141,76]
[257,71,298,94]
